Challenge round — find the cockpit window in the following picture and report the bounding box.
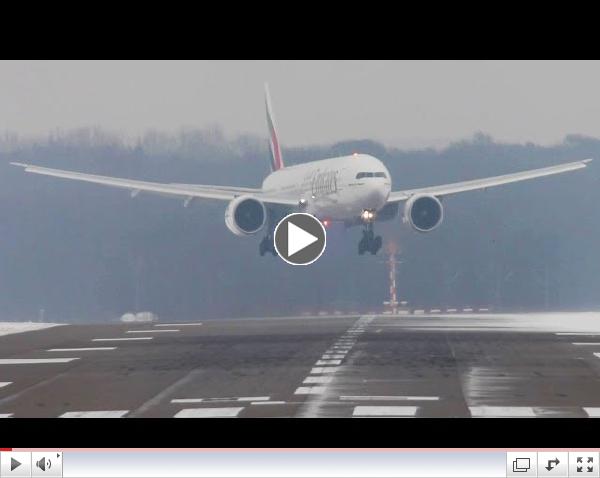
[356,172,387,179]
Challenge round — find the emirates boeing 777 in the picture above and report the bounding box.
[12,85,593,256]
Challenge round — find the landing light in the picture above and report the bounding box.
[322,219,330,227]
[361,210,375,221]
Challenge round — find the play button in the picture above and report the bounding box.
[274,213,326,265]
[11,458,21,472]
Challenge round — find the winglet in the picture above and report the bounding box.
[265,83,284,171]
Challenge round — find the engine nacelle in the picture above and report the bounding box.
[225,196,267,236]
[404,194,444,232]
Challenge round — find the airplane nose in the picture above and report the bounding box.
[363,182,389,208]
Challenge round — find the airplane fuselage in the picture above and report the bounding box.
[261,154,391,221]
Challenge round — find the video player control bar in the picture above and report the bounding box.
[1,450,598,477]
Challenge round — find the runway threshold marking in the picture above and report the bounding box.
[92,337,153,342]
[60,410,129,418]
[594,353,600,359]
[310,367,339,374]
[174,408,243,418]
[294,386,327,395]
[303,376,333,384]
[469,406,536,417]
[47,347,117,352]
[341,395,440,402]
[0,358,79,365]
[353,406,418,417]
[316,359,342,366]
[0,413,14,418]
[126,329,180,333]
[0,382,12,388]
[583,408,600,417]
[321,354,346,359]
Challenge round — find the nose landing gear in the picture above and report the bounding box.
[358,222,382,255]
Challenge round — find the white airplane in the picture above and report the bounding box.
[12,85,593,256]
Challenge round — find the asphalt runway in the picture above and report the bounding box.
[2,314,600,418]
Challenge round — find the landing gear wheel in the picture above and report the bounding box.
[358,226,382,255]
[370,235,383,255]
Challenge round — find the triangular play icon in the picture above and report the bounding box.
[288,221,318,256]
[11,458,21,471]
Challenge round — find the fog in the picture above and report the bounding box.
[0,128,597,322]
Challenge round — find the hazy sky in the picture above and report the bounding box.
[1,60,600,148]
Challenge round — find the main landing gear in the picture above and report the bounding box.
[358,222,382,255]
[259,231,277,256]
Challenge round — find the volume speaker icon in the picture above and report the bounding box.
[36,457,51,471]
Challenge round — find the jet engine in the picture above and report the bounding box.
[403,194,444,232]
[225,196,267,236]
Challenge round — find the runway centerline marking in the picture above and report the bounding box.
[321,354,346,359]
[0,358,79,365]
[174,408,243,418]
[47,347,116,352]
[92,337,153,342]
[154,323,202,327]
[126,329,180,333]
[353,406,418,417]
[60,410,129,418]
[0,382,12,388]
[469,406,536,417]
[340,395,440,401]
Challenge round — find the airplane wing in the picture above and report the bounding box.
[387,159,592,203]
[10,162,299,206]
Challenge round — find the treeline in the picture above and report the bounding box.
[0,128,598,322]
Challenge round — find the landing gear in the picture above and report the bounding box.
[358,223,382,255]
[259,232,277,256]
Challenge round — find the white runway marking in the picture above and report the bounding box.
[353,406,418,417]
[127,329,180,333]
[0,413,14,418]
[154,323,202,327]
[303,376,333,384]
[556,333,600,336]
[47,347,116,352]
[321,354,346,359]
[572,343,600,345]
[172,397,270,404]
[295,386,327,395]
[594,353,600,359]
[174,408,243,418]
[316,359,342,366]
[60,410,129,418]
[0,358,78,365]
[469,406,536,417]
[341,395,440,402]
[92,337,152,342]
[251,401,286,405]
[583,407,600,417]
[0,382,12,388]
[310,367,339,374]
